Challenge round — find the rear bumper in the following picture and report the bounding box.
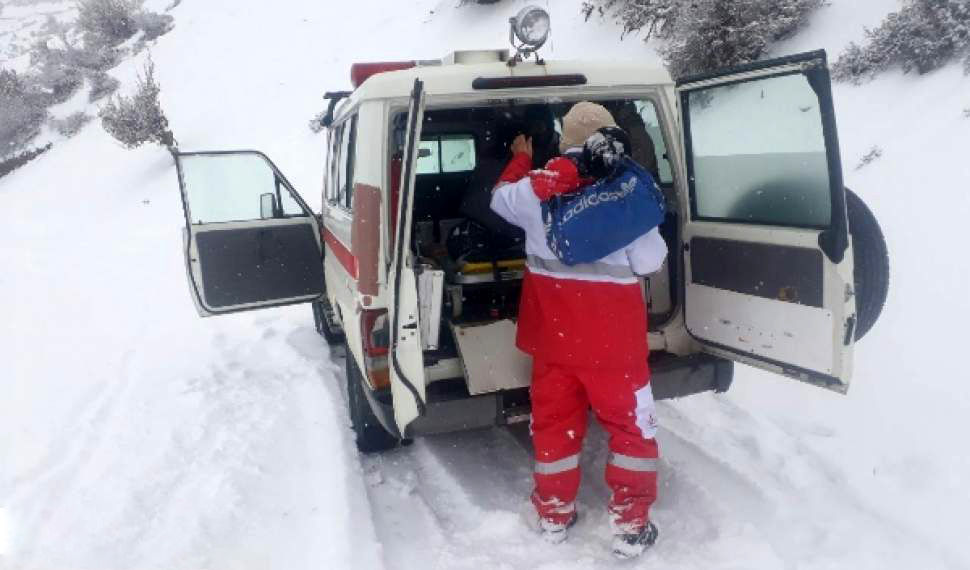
[364,352,734,439]
[649,352,734,400]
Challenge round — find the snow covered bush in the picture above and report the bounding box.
[51,112,93,138]
[134,11,175,42]
[77,0,141,47]
[77,0,175,49]
[28,41,86,104]
[99,59,175,151]
[582,0,825,78]
[833,0,970,83]
[30,35,122,106]
[0,69,49,158]
[0,143,53,179]
[89,70,120,101]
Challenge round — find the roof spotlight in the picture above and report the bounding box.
[509,5,551,65]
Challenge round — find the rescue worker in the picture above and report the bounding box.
[489,102,668,559]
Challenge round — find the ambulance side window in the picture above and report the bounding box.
[334,115,358,211]
[327,123,343,206]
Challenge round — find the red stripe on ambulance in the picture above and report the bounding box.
[323,228,357,279]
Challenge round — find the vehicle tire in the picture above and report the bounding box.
[312,299,344,346]
[345,348,399,453]
[846,188,889,341]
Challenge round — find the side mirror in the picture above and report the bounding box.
[260,193,278,219]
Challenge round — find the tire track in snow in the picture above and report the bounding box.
[359,391,958,569]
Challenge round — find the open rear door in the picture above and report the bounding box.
[678,50,856,393]
[389,80,428,432]
[175,151,324,316]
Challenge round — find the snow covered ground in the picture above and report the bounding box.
[2,0,969,569]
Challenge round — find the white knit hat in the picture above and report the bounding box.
[559,101,617,153]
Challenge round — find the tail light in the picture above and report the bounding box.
[361,309,389,356]
[360,309,391,390]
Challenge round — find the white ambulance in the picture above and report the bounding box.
[173,8,888,452]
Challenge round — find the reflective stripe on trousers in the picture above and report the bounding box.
[608,452,658,472]
[526,255,637,280]
[535,453,580,475]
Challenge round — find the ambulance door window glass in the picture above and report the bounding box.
[180,153,305,224]
[686,73,830,228]
[634,101,673,185]
[440,135,476,173]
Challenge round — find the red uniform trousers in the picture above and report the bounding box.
[530,358,659,532]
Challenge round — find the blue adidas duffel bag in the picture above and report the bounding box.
[541,158,666,266]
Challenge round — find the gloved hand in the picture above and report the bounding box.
[529,157,588,201]
[495,135,534,186]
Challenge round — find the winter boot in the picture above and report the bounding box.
[611,520,658,559]
[539,511,579,545]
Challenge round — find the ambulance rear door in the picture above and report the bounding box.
[677,50,856,393]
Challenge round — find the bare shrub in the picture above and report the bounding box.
[51,112,93,137]
[582,0,826,78]
[99,58,175,151]
[0,69,49,158]
[833,0,970,83]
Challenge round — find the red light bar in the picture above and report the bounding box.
[351,61,416,88]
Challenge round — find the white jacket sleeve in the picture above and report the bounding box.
[489,178,535,229]
[626,228,668,276]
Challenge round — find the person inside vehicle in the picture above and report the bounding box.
[489,101,668,559]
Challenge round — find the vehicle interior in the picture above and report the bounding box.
[389,97,680,392]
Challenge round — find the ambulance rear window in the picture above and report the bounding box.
[417,134,476,175]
